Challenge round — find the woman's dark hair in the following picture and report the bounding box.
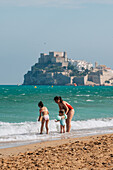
[54,96,63,103]
[38,101,44,108]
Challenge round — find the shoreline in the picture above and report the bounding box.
[0,125,113,150]
[0,133,112,158]
[0,133,113,169]
[1,84,113,86]
[0,124,113,150]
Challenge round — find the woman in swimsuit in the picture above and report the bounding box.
[54,96,74,132]
[38,101,49,134]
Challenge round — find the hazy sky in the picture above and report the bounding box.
[0,0,113,84]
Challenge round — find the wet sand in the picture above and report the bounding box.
[0,133,113,169]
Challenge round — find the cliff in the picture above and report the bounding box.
[23,68,71,85]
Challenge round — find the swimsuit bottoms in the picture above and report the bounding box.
[67,108,74,114]
[43,115,49,121]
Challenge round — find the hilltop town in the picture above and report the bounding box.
[23,51,113,86]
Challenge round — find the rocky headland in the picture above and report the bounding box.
[23,51,113,86]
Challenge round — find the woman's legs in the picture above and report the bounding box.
[45,120,49,134]
[66,109,74,132]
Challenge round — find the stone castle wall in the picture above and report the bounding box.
[88,70,113,85]
[100,70,113,85]
[73,75,88,85]
[38,51,68,67]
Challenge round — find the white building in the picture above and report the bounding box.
[68,59,93,71]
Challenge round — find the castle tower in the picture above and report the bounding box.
[64,52,67,62]
[95,62,98,68]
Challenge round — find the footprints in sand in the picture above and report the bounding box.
[0,134,113,169]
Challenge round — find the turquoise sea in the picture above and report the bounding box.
[0,85,113,148]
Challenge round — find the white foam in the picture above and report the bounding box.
[0,118,113,143]
[71,118,113,130]
[107,97,113,99]
[76,95,91,97]
[86,100,94,102]
[74,101,78,103]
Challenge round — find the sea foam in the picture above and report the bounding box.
[0,118,113,144]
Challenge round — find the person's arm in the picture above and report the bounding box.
[58,103,62,111]
[55,115,61,122]
[55,120,60,122]
[62,101,69,115]
[61,114,67,119]
[38,109,42,121]
[45,107,49,114]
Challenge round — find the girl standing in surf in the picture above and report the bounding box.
[38,101,49,134]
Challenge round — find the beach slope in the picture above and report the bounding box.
[0,134,113,169]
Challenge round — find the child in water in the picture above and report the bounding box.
[38,101,49,134]
[55,110,67,133]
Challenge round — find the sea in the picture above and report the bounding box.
[0,85,113,149]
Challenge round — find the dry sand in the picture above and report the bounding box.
[0,134,113,169]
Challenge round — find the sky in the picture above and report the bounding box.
[0,0,113,85]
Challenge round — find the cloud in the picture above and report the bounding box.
[0,0,113,8]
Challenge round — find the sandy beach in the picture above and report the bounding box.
[0,133,113,169]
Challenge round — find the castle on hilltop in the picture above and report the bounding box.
[39,51,68,67]
[23,51,113,86]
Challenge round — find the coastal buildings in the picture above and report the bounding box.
[88,68,113,85]
[68,59,93,71]
[23,51,113,86]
